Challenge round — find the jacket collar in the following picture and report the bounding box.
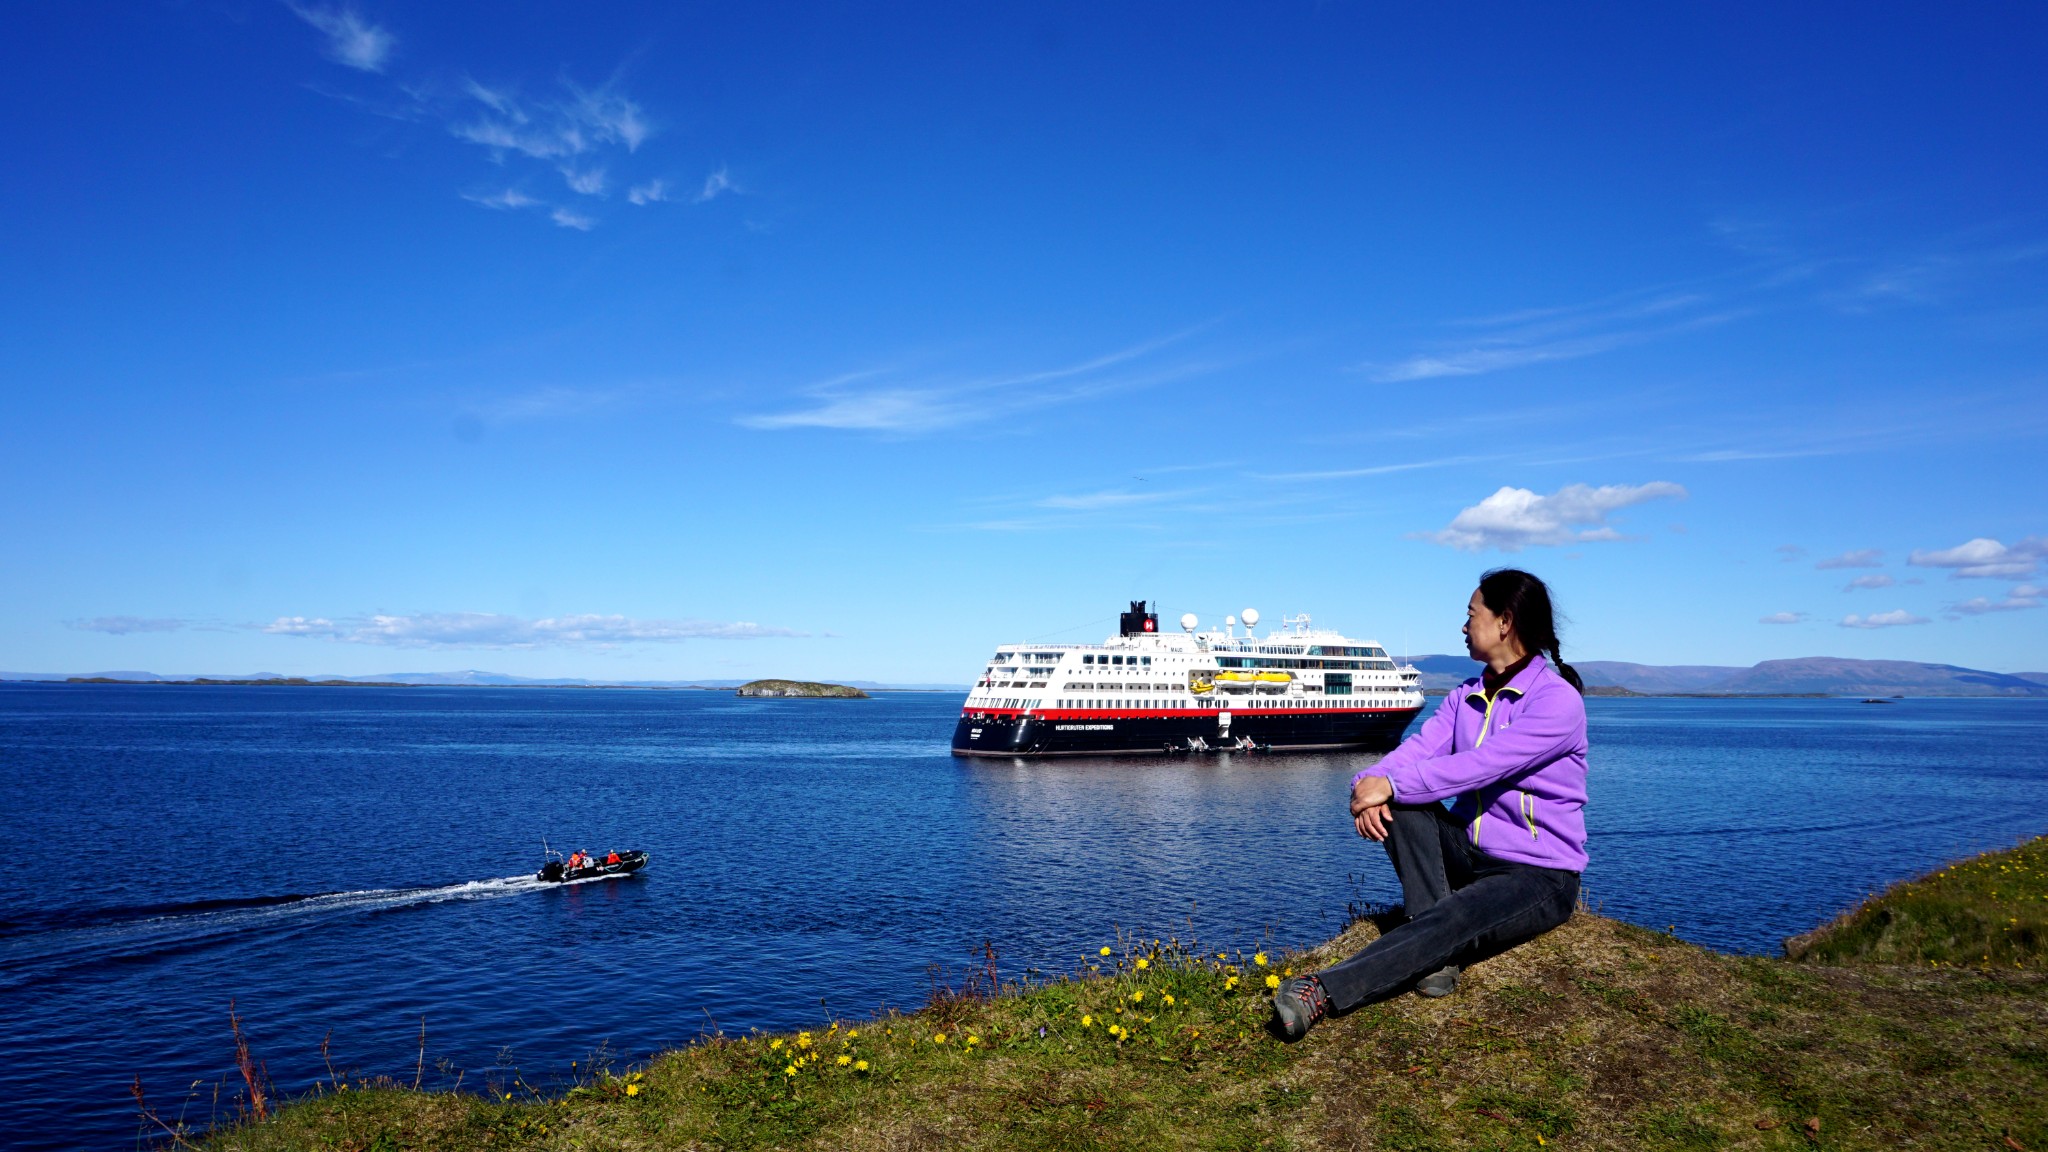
[1467,653,1549,703]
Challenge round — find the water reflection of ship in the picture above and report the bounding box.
[951,601,1425,757]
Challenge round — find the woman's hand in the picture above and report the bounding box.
[1350,775,1394,841]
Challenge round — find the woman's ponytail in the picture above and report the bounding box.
[1546,642,1584,694]
[1478,568,1584,696]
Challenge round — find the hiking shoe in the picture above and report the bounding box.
[1272,975,1330,1040]
[1416,965,1460,998]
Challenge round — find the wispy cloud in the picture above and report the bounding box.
[1843,574,1895,591]
[560,166,606,196]
[738,333,1215,436]
[550,206,595,231]
[1034,488,1194,511]
[1839,610,1929,630]
[1421,481,1686,552]
[1362,291,1736,383]
[627,179,669,205]
[288,3,394,73]
[697,166,737,202]
[1759,611,1806,625]
[1815,548,1883,570]
[1907,536,2046,580]
[67,616,187,635]
[262,612,803,648]
[1253,456,1484,483]
[462,188,541,210]
[1948,584,2043,617]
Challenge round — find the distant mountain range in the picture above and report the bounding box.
[1397,655,2048,697]
[6,659,2046,697]
[0,670,966,691]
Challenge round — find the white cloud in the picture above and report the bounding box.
[1843,574,1895,591]
[1422,482,1687,552]
[1759,611,1806,625]
[67,616,186,635]
[263,612,804,648]
[462,188,541,210]
[739,388,962,433]
[627,179,669,205]
[696,166,737,202]
[560,166,606,196]
[1839,610,1930,629]
[550,207,595,231]
[289,3,394,73]
[1908,536,2046,579]
[1815,548,1883,570]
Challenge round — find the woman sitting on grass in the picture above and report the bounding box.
[1274,567,1589,1040]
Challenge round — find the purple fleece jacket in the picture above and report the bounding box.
[1352,655,1589,872]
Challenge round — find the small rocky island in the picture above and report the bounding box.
[734,679,869,698]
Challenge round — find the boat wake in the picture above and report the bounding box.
[0,872,620,990]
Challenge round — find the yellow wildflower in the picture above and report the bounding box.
[848,1030,859,1039]
[784,1065,797,1077]
[1225,976,1239,989]
[1100,946,1113,956]
[1131,990,1144,1003]
[933,1033,947,1044]
[769,1039,783,1050]
[1135,957,1149,970]
[1254,952,1269,967]
[966,1035,981,1047]
[797,1032,813,1049]
[855,1059,870,1072]
[1081,1014,1093,1027]
[1162,994,1175,1007]
[1265,974,1281,989]
[625,1083,640,1097]
[836,1054,851,1067]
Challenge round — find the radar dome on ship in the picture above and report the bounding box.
[1180,613,1198,631]
[1241,608,1260,628]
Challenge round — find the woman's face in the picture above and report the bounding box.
[1463,588,1517,664]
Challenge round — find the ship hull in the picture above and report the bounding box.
[950,706,1421,757]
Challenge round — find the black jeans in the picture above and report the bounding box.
[1315,802,1580,1012]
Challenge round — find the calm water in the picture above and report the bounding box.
[3,685,2045,1148]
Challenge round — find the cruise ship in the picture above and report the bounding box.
[951,601,1425,757]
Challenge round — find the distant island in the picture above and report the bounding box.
[735,679,869,698]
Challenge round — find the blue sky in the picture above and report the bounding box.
[4,2,2046,682]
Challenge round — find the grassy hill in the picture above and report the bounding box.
[192,840,2048,1151]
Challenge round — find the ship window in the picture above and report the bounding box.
[1141,657,1151,665]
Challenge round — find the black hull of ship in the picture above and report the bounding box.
[950,706,1421,757]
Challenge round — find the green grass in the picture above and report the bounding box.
[1786,834,2048,968]
[187,842,2048,1152]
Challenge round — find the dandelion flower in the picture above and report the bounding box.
[1081,1014,1094,1027]
[797,1032,814,1049]
[1135,958,1149,970]
[1162,994,1175,1007]
[625,1083,640,1097]
[1100,946,1113,956]
[1131,991,1144,1003]
[1225,976,1239,989]
[784,1065,797,1077]
[855,1060,870,1072]
[769,1039,784,1050]
[1254,952,1269,967]
[967,1035,981,1047]
[933,1033,947,1044]
[848,1030,859,1039]
[836,1054,852,1067]
[1265,973,1281,989]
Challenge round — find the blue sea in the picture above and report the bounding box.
[3,684,2045,1148]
